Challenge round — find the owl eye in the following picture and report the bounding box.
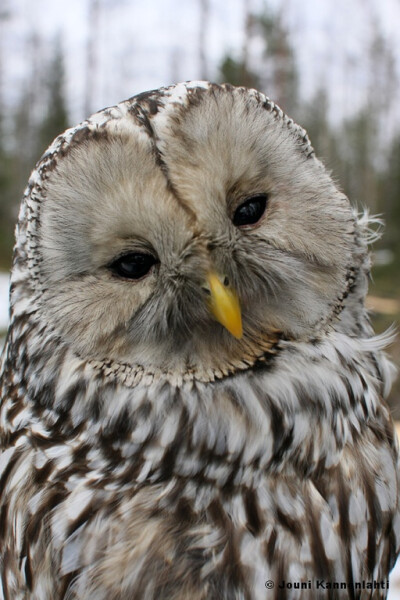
[109,253,158,280]
[232,194,268,227]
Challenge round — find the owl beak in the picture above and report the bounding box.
[205,272,243,339]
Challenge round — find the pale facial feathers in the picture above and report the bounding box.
[32,83,355,375]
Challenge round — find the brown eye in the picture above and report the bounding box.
[233,194,268,227]
[109,253,158,280]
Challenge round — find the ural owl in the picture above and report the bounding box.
[0,82,399,599]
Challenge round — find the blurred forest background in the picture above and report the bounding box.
[0,0,399,411]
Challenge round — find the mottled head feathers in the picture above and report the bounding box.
[10,82,366,382]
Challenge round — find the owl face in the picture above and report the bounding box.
[36,83,355,378]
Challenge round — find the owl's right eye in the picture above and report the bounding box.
[109,253,158,280]
[232,194,268,227]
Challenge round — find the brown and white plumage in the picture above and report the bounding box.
[0,82,399,599]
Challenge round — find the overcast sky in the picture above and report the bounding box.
[2,0,400,126]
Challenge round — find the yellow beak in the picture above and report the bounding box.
[206,272,243,339]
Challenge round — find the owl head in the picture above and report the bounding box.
[11,82,360,381]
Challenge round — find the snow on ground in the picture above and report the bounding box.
[0,270,399,593]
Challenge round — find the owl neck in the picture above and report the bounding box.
[1,312,390,497]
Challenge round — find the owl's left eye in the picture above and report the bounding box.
[109,253,158,280]
[233,194,268,227]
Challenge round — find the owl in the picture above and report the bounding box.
[0,81,399,600]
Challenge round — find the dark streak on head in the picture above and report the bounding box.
[128,97,199,229]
